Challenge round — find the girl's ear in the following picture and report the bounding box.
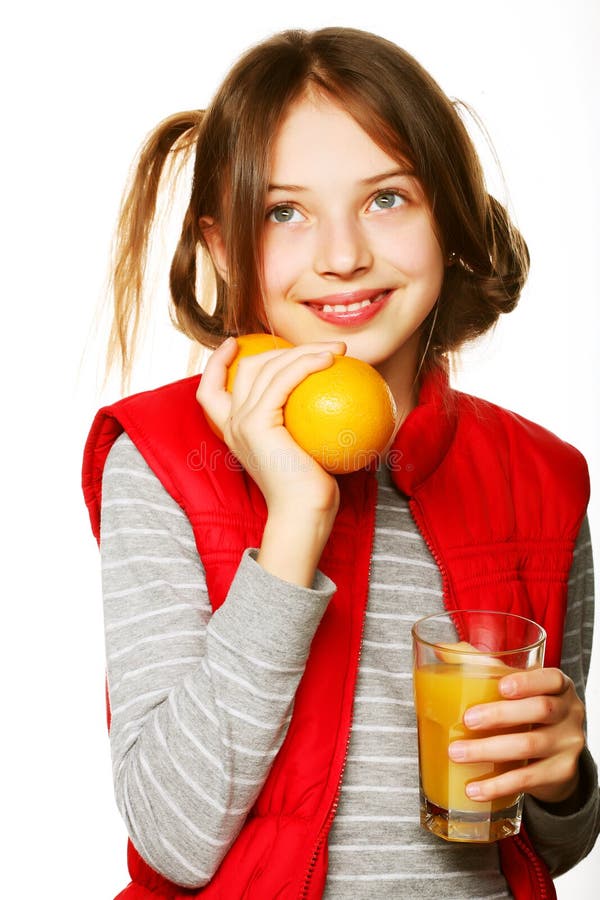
[199,217,228,282]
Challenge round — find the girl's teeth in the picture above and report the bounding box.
[321,298,375,313]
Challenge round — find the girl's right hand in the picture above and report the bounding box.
[196,337,346,586]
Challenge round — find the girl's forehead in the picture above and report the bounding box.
[269,95,407,186]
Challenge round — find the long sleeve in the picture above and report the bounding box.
[100,433,335,887]
[523,516,600,876]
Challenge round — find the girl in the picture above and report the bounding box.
[82,27,599,899]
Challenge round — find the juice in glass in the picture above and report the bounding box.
[414,663,521,822]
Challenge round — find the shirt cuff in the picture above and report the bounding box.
[523,746,600,874]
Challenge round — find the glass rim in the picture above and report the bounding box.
[411,609,547,656]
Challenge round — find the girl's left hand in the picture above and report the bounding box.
[448,667,586,806]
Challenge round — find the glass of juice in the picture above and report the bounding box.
[412,610,546,843]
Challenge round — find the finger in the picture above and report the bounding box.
[198,337,239,394]
[232,343,346,422]
[498,667,570,699]
[448,726,560,765]
[463,694,568,731]
[461,759,541,803]
[233,340,346,403]
[232,349,342,439]
[462,755,578,804]
[196,336,239,426]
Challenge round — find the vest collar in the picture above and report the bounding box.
[387,367,458,497]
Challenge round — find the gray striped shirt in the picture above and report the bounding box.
[100,433,599,896]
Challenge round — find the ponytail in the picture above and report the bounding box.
[106,111,202,392]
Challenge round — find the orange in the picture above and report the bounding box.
[220,333,397,474]
[283,355,397,474]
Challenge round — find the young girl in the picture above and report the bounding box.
[82,27,599,899]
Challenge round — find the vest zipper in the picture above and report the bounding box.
[297,736,353,900]
[298,477,376,900]
[512,833,551,899]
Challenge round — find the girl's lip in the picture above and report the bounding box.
[304,288,390,307]
[304,289,393,326]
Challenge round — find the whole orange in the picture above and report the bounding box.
[283,355,397,474]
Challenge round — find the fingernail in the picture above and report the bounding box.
[501,678,518,697]
[448,743,466,761]
[464,708,481,728]
[466,783,482,799]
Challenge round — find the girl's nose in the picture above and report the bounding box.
[314,217,373,278]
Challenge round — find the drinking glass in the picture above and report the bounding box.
[412,610,546,842]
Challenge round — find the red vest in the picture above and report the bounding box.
[82,370,589,900]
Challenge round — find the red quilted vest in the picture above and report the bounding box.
[82,369,589,900]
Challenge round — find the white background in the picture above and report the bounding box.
[2,0,598,896]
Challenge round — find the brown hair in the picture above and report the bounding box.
[107,27,529,391]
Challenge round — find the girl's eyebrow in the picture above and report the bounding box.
[360,166,416,184]
[267,167,416,194]
[267,182,306,193]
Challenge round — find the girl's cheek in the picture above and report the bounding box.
[400,237,444,274]
[368,211,442,272]
[397,225,445,278]
[263,238,307,283]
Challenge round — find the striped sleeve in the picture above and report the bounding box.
[100,433,334,888]
[523,516,600,876]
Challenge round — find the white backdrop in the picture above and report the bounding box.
[2,1,598,896]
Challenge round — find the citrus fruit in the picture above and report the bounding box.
[220,334,397,474]
[283,355,397,474]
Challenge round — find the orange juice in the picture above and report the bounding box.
[414,663,522,814]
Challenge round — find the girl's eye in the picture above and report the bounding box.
[267,204,305,224]
[369,191,406,211]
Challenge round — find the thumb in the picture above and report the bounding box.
[196,337,238,433]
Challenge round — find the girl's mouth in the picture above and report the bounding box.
[304,289,393,326]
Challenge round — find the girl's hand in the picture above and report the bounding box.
[196,336,347,587]
[448,668,586,807]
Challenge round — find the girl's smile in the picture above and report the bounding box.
[302,288,393,324]
[259,93,446,409]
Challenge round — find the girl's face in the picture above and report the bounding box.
[260,94,446,402]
